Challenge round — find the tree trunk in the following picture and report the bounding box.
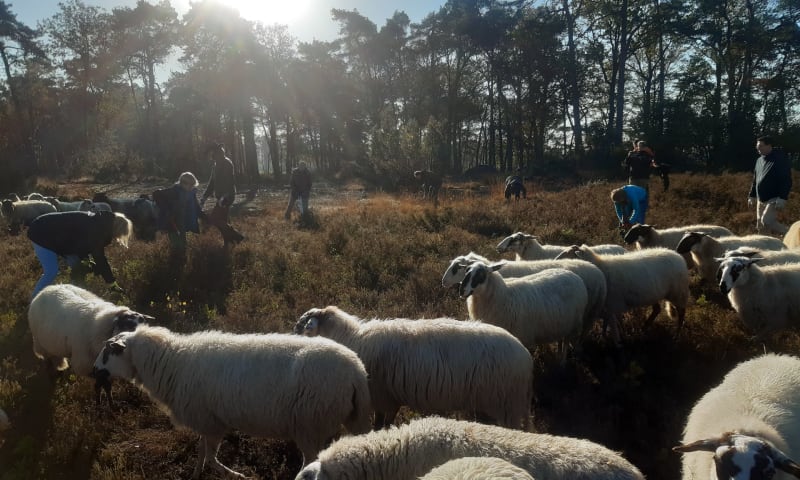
[562,0,584,156]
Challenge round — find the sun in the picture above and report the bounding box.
[219,0,312,26]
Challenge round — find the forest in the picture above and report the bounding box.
[0,0,798,193]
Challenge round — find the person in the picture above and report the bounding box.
[285,161,313,220]
[623,140,656,194]
[413,169,443,206]
[504,168,527,201]
[748,135,792,235]
[654,162,671,192]
[27,210,132,300]
[200,143,244,245]
[153,172,204,259]
[611,185,648,234]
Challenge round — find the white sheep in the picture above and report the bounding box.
[783,220,800,249]
[294,306,532,430]
[721,246,800,267]
[0,199,57,234]
[459,262,587,360]
[496,232,625,260]
[27,283,151,406]
[717,256,800,339]
[442,253,607,334]
[623,223,734,250]
[555,245,690,342]
[296,416,645,480]
[93,325,372,479]
[674,353,800,479]
[420,457,535,480]
[676,232,786,282]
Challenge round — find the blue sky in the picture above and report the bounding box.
[11,0,446,43]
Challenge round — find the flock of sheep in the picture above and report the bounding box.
[5,187,800,479]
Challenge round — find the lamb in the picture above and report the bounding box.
[92,325,372,479]
[421,457,535,480]
[783,220,800,249]
[0,199,57,234]
[555,245,690,340]
[717,256,800,339]
[496,232,625,261]
[676,232,786,282]
[294,305,532,430]
[442,253,607,333]
[674,354,800,479]
[27,284,151,406]
[459,262,587,360]
[296,416,645,480]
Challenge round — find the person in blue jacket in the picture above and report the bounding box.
[153,172,204,259]
[612,185,648,232]
[748,135,792,235]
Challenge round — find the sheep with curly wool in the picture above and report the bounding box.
[717,256,800,339]
[459,262,587,361]
[421,457,535,480]
[496,232,625,261]
[0,199,57,234]
[676,232,786,282]
[296,416,645,480]
[93,325,372,479]
[555,245,689,341]
[674,354,800,480]
[442,254,607,335]
[28,283,151,406]
[294,305,532,430]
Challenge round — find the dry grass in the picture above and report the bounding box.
[1,171,799,480]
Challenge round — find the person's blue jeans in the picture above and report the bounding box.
[32,243,79,300]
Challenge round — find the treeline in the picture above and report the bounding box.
[0,0,798,191]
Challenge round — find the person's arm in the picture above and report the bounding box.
[614,202,625,223]
[628,197,641,223]
[91,248,115,283]
[202,169,215,202]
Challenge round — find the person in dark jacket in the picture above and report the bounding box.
[504,169,527,201]
[285,161,312,220]
[623,140,656,194]
[748,135,792,235]
[27,210,132,300]
[153,172,203,258]
[414,169,443,206]
[200,143,243,245]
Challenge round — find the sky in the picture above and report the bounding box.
[12,0,447,43]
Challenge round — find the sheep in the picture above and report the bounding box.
[496,232,625,261]
[459,262,587,361]
[92,325,372,479]
[420,457,535,480]
[25,192,44,201]
[674,354,800,480]
[622,222,735,268]
[3,193,20,202]
[442,253,607,334]
[717,256,800,339]
[92,193,157,241]
[46,198,95,212]
[294,305,532,430]
[721,246,800,267]
[296,416,645,480]
[783,220,800,249]
[676,232,787,282]
[555,245,690,341]
[27,284,151,406]
[0,199,57,234]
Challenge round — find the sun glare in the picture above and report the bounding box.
[220,0,312,26]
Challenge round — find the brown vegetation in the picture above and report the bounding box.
[0,171,799,480]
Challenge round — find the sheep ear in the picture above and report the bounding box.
[488,261,506,272]
[673,437,724,453]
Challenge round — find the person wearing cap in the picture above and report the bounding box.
[285,161,313,220]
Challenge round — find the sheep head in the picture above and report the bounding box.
[622,223,652,244]
[717,256,762,295]
[295,307,335,336]
[554,245,581,260]
[459,261,503,298]
[495,232,534,254]
[676,232,707,254]
[673,432,800,479]
[112,311,153,335]
[442,256,473,288]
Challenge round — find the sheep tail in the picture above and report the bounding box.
[344,380,372,435]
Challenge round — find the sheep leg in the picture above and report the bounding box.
[195,435,245,479]
[644,303,661,327]
[607,314,622,346]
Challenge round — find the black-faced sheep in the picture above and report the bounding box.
[674,354,800,480]
[27,283,151,406]
[296,416,645,480]
[294,306,532,430]
[496,232,625,261]
[93,325,372,479]
[676,232,786,282]
[459,262,588,361]
[717,256,800,339]
[0,199,57,234]
[623,223,734,250]
[421,457,535,479]
[92,193,157,241]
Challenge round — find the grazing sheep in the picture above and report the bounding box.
[442,253,607,334]
[294,306,532,430]
[0,199,57,234]
[674,354,800,480]
[92,193,157,241]
[496,232,625,261]
[783,220,800,249]
[717,256,800,339]
[93,325,372,478]
[296,416,645,480]
[421,457,535,480]
[27,284,151,406]
[459,262,587,360]
[555,245,690,341]
[676,232,787,282]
